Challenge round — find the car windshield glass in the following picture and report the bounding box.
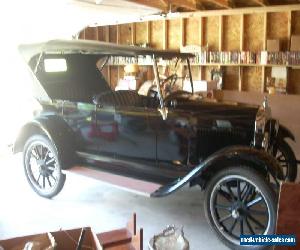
[97,55,193,98]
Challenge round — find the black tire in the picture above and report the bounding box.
[23,135,66,198]
[204,166,277,250]
[274,140,297,182]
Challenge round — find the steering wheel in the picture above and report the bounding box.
[161,74,178,94]
[147,74,178,99]
[147,85,158,98]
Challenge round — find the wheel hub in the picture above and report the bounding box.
[231,209,240,219]
[39,164,47,175]
[37,159,50,176]
[231,202,246,219]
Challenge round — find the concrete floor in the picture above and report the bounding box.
[0,153,226,250]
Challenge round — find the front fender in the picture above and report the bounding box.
[151,145,283,197]
[278,124,295,142]
[13,115,77,169]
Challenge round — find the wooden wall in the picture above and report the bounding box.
[79,8,300,94]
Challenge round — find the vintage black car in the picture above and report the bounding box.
[14,40,297,249]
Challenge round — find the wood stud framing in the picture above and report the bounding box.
[219,15,224,51]
[239,14,244,91]
[199,17,204,80]
[180,18,185,48]
[209,0,234,9]
[163,20,168,50]
[131,23,136,44]
[81,4,300,94]
[261,12,268,93]
[147,21,151,44]
[252,0,269,7]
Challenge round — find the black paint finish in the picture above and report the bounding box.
[15,51,285,196]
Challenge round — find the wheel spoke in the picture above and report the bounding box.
[33,146,41,160]
[39,145,44,159]
[218,189,233,202]
[31,149,39,160]
[215,204,231,211]
[219,214,232,223]
[245,218,255,234]
[240,219,244,235]
[47,176,52,187]
[226,183,236,201]
[242,184,253,202]
[37,173,41,183]
[248,209,267,216]
[237,180,241,201]
[43,149,50,161]
[246,196,263,208]
[228,219,237,233]
[50,174,57,182]
[46,158,55,165]
[42,176,46,188]
[247,214,265,229]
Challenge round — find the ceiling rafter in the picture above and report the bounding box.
[206,0,234,9]
[127,0,201,11]
[126,0,168,11]
[170,0,199,10]
[251,0,270,7]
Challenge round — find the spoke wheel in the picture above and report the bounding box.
[274,140,297,182]
[204,166,277,249]
[23,135,66,198]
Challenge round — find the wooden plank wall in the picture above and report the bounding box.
[79,10,300,94]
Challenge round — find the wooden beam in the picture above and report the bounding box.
[261,12,267,93]
[263,12,267,50]
[131,23,136,45]
[180,18,185,47]
[240,14,244,51]
[219,15,223,51]
[238,66,243,91]
[170,0,198,10]
[199,17,204,46]
[207,0,234,9]
[146,21,151,44]
[163,19,168,49]
[139,4,300,20]
[239,14,244,92]
[251,0,269,7]
[97,4,300,27]
[287,10,292,50]
[105,26,110,42]
[126,0,168,11]
[159,0,169,8]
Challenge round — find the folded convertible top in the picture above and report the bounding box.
[19,39,194,63]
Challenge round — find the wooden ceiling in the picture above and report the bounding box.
[126,0,300,12]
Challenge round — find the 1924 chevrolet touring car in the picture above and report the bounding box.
[14,39,297,249]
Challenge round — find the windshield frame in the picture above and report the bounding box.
[152,56,194,109]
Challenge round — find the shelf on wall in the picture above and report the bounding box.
[107,63,300,68]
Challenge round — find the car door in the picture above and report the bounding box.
[147,107,193,177]
[95,104,156,164]
[62,101,99,154]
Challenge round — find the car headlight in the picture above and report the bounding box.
[254,97,272,148]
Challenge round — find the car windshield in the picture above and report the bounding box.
[98,55,194,99]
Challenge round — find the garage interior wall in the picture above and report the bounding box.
[78,6,300,160]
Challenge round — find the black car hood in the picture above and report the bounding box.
[171,98,259,131]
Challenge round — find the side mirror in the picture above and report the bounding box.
[158,107,168,120]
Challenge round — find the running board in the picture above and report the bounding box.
[65,166,162,197]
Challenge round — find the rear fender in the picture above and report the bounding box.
[13,115,77,169]
[151,145,283,197]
